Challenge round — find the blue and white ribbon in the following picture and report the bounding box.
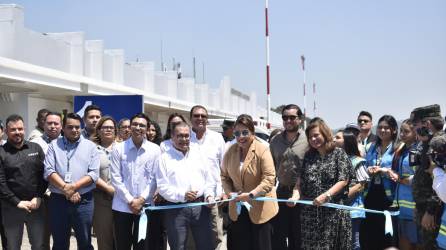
[137,196,399,242]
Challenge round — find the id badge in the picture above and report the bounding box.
[64,172,72,183]
[374,176,381,185]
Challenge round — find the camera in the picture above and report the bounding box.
[430,134,446,169]
[416,126,433,138]
[409,142,434,167]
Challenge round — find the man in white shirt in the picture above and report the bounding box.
[110,113,161,250]
[31,112,62,154]
[28,108,49,141]
[189,105,226,249]
[156,121,215,250]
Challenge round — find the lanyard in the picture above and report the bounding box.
[63,137,79,172]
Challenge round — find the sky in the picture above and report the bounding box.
[8,0,446,128]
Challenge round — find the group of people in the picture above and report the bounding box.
[0,102,445,250]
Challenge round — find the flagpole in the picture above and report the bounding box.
[313,81,316,117]
[265,0,271,126]
[301,55,306,128]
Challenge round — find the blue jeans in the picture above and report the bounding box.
[48,192,94,250]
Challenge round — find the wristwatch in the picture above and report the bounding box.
[325,191,332,201]
[249,193,255,199]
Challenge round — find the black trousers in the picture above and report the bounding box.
[113,209,166,250]
[227,207,273,250]
[271,186,301,250]
[360,183,398,250]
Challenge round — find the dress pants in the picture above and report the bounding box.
[48,192,94,250]
[1,201,45,250]
[227,207,273,250]
[271,186,301,250]
[210,205,225,250]
[164,205,214,250]
[113,209,166,250]
[93,191,115,250]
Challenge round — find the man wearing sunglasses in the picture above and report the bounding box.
[357,111,377,152]
[269,104,308,250]
[189,105,226,249]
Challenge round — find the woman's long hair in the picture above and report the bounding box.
[148,120,163,145]
[343,130,361,157]
[375,115,398,153]
[163,113,187,140]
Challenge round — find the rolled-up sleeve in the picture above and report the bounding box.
[86,146,99,182]
[110,145,134,203]
[43,143,56,180]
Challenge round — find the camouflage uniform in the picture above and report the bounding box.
[410,105,445,249]
[413,135,444,249]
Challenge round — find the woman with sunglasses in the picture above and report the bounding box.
[221,114,278,250]
[92,116,118,250]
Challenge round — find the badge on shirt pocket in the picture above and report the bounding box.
[64,172,72,183]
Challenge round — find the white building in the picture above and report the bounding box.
[0,4,281,135]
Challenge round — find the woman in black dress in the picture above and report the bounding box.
[289,118,352,249]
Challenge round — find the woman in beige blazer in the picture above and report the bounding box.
[221,114,278,250]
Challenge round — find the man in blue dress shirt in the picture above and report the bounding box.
[44,113,99,250]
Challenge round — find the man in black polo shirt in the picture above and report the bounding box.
[0,114,47,250]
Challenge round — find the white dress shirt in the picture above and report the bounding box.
[190,129,225,197]
[110,138,160,213]
[433,167,446,203]
[160,139,173,153]
[156,145,215,203]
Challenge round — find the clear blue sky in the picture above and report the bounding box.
[10,0,446,128]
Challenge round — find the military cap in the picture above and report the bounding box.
[222,119,235,129]
[410,104,441,122]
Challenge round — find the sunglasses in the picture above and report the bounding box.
[282,115,299,121]
[193,114,208,119]
[234,130,250,137]
[358,119,371,124]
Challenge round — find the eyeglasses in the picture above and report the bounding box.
[192,114,208,119]
[119,125,130,129]
[65,125,81,130]
[234,130,250,137]
[131,122,147,129]
[100,126,115,131]
[358,119,371,124]
[175,134,190,140]
[282,115,299,121]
